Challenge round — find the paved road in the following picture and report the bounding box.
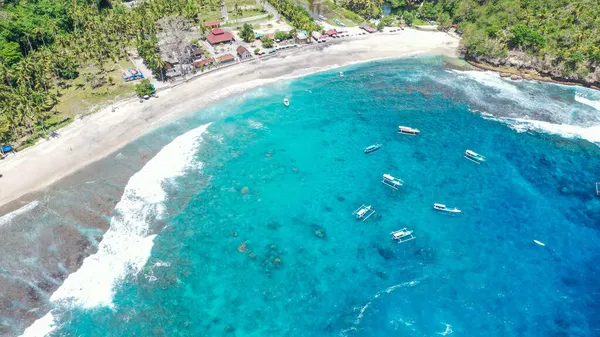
[262,1,280,20]
[221,1,228,21]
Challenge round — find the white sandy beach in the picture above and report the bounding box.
[0,29,459,210]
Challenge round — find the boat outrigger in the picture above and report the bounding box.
[464,150,486,164]
[283,98,290,106]
[398,126,420,135]
[433,203,462,214]
[352,204,376,222]
[391,228,416,243]
[382,174,403,190]
[364,143,382,154]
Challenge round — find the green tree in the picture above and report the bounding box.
[403,11,415,26]
[135,79,154,97]
[240,23,255,42]
[261,36,274,48]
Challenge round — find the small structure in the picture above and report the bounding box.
[236,46,252,60]
[391,228,416,243]
[188,45,203,59]
[325,29,338,37]
[217,53,236,64]
[353,204,376,222]
[311,31,325,43]
[207,28,234,45]
[122,69,144,81]
[399,23,406,30]
[360,23,377,33]
[295,30,309,44]
[382,174,403,190]
[204,20,220,28]
[192,58,214,68]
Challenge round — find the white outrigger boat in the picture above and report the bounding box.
[364,143,382,154]
[352,204,376,222]
[391,228,415,243]
[283,98,290,106]
[433,203,462,214]
[398,126,420,135]
[382,174,403,190]
[464,150,485,164]
[596,182,600,196]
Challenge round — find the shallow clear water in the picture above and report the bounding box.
[25,56,600,337]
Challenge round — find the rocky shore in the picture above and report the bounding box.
[465,53,600,91]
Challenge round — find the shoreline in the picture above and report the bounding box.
[0,29,460,213]
[465,58,600,91]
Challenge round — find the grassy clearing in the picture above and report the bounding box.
[54,58,137,119]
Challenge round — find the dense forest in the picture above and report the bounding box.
[368,0,600,83]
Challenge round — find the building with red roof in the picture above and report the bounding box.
[217,54,236,64]
[325,29,338,37]
[192,58,214,67]
[207,28,234,45]
[204,20,220,28]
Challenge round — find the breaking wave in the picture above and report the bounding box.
[444,70,600,145]
[20,123,212,337]
[0,200,39,227]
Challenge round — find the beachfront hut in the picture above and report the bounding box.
[295,30,309,44]
[236,46,252,60]
[204,20,221,28]
[207,28,235,45]
[192,58,214,68]
[311,31,325,43]
[217,54,236,64]
[325,29,338,37]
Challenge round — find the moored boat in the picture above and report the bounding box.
[364,143,382,154]
[464,149,485,163]
[391,228,415,243]
[382,174,403,189]
[398,126,420,135]
[433,203,461,214]
[352,204,376,222]
[283,98,290,106]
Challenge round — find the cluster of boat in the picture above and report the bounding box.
[364,126,487,164]
[355,125,482,244]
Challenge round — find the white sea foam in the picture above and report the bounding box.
[575,93,600,111]
[20,123,211,337]
[485,115,600,145]
[353,279,421,325]
[0,200,40,227]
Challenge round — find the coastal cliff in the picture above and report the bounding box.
[464,50,600,90]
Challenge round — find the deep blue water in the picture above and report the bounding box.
[31,57,600,336]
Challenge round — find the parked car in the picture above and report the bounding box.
[1,145,14,153]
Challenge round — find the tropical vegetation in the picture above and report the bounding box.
[0,0,221,147]
[379,0,600,81]
[264,0,320,32]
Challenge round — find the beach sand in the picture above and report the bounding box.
[0,29,459,212]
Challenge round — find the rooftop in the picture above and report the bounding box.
[192,58,214,67]
[236,46,250,55]
[204,20,220,27]
[217,54,235,62]
[207,30,234,44]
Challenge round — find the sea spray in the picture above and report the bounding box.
[20,123,211,337]
[0,200,40,227]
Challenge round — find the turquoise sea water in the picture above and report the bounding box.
[26,57,600,336]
